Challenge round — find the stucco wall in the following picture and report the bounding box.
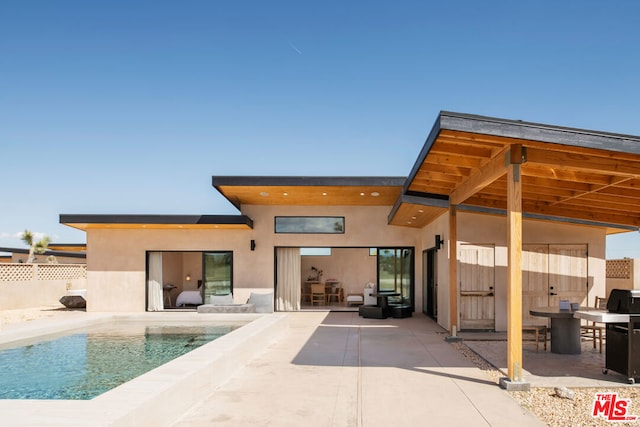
[85,205,419,312]
[0,263,87,310]
[430,211,606,332]
[606,258,640,295]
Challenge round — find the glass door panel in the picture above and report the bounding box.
[202,252,233,303]
[377,248,414,307]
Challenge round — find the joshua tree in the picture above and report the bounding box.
[20,229,50,263]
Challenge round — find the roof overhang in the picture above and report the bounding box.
[59,214,254,231]
[0,247,87,259]
[393,111,640,233]
[212,176,406,209]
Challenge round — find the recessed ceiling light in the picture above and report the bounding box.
[371,192,380,197]
[411,216,417,220]
[322,192,328,196]
[360,192,365,196]
[260,191,269,197]
[407,221,412,224]
[418,209,424,213]
[283,192,288,196]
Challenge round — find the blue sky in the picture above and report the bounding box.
[1,1,638,258]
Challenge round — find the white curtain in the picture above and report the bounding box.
[276,248,301,311]
[147,252,164,311]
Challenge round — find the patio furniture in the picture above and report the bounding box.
[326,282,342,303]
[580,296,607,353]
[389,304,412,318]
[311,283,326,306]
[346,293,364,306]
[530,306,582,354]
[247,291,274,313]
[358,305,387,319]
[301,282,312,303]
[522,325,547,352]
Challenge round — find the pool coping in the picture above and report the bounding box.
[0,312,289,426]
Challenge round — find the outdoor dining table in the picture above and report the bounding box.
[530,307,583,354]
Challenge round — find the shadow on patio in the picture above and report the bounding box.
[290,311,496,387]
[461,334,634,387]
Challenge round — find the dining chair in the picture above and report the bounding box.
[580,296,607,353]
[301,282,312,304]
[311,283,326,306]
[326,283,342,304]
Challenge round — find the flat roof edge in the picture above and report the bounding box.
[59,214,253,227]
[212,176,407,187]
[0,247,86,258]
[439,111,640,154]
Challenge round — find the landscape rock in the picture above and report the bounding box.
[554,386,576,400]
[59,295,86,309]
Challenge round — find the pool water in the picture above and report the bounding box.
[0,322,243,400]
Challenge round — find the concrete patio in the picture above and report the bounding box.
[173,312,543,426]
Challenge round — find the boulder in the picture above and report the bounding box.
[59,295,86,309]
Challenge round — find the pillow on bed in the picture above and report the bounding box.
[247,292,273,313]
[209,294,233,305]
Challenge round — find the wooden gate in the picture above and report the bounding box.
[549,244,588,307]
[459,244,495,330]
[522,245,550,326]
[522,244,588,325]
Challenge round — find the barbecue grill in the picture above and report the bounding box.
[603,289,640,384]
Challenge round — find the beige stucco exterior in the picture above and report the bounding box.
[416,211,606,332]
[80,201,607,334]
[85,205,419,312]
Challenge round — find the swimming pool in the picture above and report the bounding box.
[0,321,244,400]
[0,312,288,426]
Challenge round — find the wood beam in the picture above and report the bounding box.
[449,206,458,336]
[507,161,523,383]
[449,145,514,205]
[526,147,640,177]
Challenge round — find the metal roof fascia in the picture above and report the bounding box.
[211,176,406,187]
[0,247,86,259]
[59,214,253,228]
[403,114,443,194]
[439,111,640,154]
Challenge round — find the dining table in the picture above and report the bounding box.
[530,306,583,354]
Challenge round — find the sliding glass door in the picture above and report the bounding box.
[202,252,233,303]
[377,248,414,307]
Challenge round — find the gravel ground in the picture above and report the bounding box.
[0,305,68,327]
[452,342,640,426]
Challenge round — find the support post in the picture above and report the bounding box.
[505,158,525,386]
[446,205,459,341]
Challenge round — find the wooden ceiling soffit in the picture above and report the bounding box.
[449,144,522,205]
[457,204,638,234]
[388,195,448,228]
[215,185,402,206]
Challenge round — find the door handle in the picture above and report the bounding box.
[550,292,557,296]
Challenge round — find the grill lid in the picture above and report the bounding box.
[607,289,640,314]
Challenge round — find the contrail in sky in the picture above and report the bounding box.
[288,42,302,55]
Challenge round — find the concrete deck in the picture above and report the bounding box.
[173,312,543,426]
[462,334,636,388]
